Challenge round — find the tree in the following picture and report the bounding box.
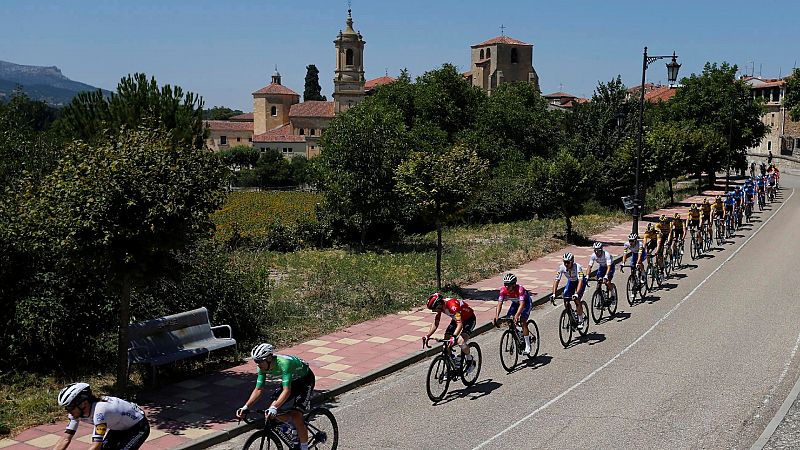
[643,122,692,204]
[784,68,800,122]
[669,62,766,180]
[204,106,244,120]
[12,129,226,387]
[303,65,326,101]
[413,64,486,142]
[565,76,634,161]
[255,149,292,187]
[219,145,260,169]
[538,149,596,241]
[60,73,207,149]
[395,145,488,290]
[318,100,409,247]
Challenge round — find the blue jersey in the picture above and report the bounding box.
[744,185,754,196]
[724,194,736,206]
[757,178,765,188]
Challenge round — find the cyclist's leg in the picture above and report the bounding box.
[459,316,476,363]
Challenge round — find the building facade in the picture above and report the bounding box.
[744,76,799,156]
[464,35,540,95]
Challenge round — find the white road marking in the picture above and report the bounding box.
[472,189,796,450]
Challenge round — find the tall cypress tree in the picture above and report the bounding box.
[304,64,326,101]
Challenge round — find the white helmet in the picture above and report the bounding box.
[628,233,638,241]
[58,382,91,407]
[502,273,517,286]
[563,252,574,263]
[593,242,604,251]
[251,343,274,362]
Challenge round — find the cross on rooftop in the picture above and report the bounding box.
[500,24,506,36]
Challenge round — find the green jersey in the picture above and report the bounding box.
[256,354,310,388]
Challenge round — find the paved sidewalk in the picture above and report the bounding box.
[0,188,724,450]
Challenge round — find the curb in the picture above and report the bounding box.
[750,371,800,449]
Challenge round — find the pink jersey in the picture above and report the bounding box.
[499,285,527,303]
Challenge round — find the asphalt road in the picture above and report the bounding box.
[213,175,800,450]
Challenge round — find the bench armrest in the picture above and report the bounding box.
[211,324,233,339]
[128,345,151,361]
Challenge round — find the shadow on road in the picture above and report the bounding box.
[435,378,503,405]
[583,332,607,346]
[507,353,553,374]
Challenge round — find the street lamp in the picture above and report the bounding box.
[633,47,680,235]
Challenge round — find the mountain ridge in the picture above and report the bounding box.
[0,60,111,106]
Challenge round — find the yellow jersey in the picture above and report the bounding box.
[712,201,724,212]
[656,221,671,235]
[672,218,684,229]
[688,210,701,220]
[701,203,712,215]
[644,229,658,242]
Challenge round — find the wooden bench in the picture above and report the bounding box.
[127,307,236,383]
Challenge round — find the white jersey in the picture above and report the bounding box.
[624,240,642,254]
[65,396,145,442]
[589,250,613,267]
[555,263,585,282]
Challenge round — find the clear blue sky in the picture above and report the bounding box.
[2,0,798,111]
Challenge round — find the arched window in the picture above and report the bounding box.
[271,106,277,116]
[510,48,518,63]
[299,128,305,135]
[346,49,354,66]
[486,48,491,58]
[480,49,484,59]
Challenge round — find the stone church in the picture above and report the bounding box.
[205,11,540,158]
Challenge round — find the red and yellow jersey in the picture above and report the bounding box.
[441,298,474,322]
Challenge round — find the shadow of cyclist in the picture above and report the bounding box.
[435,379,503,405]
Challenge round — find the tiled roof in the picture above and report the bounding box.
[289,101,335,118]
[645,86,677,102]
[472,35,532,47]
[751,80,785,89]
[204,120,253,131]
[252,124,306,143]
[543,91,577,99]
[229,112,254,121]
[365,76,396,90]
[252,83,300,96]
[627,83,656,93]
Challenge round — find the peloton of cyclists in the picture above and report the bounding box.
[493,273,536,355]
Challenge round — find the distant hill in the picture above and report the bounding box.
[0,60,111,106]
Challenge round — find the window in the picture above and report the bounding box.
[480,49,484,59]
[310,129,316,136]
[220,136,227,145]
[773,88,780,103]
[299,128,305,135]
[346,48,354,66]
[271,106,277,116]
[248,137,252,142]
[510,48,518,64]
[237,137,241,142]
[768,141,772,150]
[486,48,491,58]
[771,113,775,126]
[311,146,315,150]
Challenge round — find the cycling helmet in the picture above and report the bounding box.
[58,382,92,407]
[715,195,722,201]
[690,204,698,210]
[426,292,444,310]
[628,233,638,241]
[593,242,603,251]
[646,223,654,231]
[735,186,741,191]
[250,343,274,362]
[502,273,517,286]
[674,213,681,219]
[703,198,709,204]
[659,214,668,222]
[563,252,574,263]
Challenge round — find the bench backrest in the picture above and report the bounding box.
[128,307,215,352]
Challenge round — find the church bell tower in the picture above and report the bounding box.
[333,8,366,114]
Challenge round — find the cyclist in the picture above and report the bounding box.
[750,161,756,178]
[743,178,756,215]
[622,232,645,274]
[672,212,687,251]
[767,169,777,200]
[723,190,736,230]
[493,273,536,355]
[587,242,618,305]
[551,252,588,330]
[423,293,477,374]
[643,223,658,259]
[774,166,781,187]
[711,195,725,238]
[756,175,766,206]
[700,198,712,239]
[655,214,671,270]
[734,186,745,225]
[760,161,767,176]
[54,383,149,450]
[237,344,315,450]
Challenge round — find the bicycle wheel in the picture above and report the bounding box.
[578,301,590,336]
[656,265,664,288]
[676,241,684,266]
[591,290,604,324]
[305,407,338,450]
[425,354,450,402]
[664,249,672,277]
[637,269,648,297]
[526,319,540,359]
[608,286,618,316]
[626,274,636,306]
[690,237,698,260]
[559,309,572,348]
[461,342,482,386]
[242,430,283,450]
[498,329,518,372]
[646,265,655,291]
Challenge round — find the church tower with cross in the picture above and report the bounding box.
[465,26,540,95]
[333,7,366,114]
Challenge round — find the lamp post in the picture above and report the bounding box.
[632,47,680,235]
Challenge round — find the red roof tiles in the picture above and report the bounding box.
[365,76,396,90]
[472,35,532,47]
[644,86,677,102]
[204,120,253,131]
[252,83,300,96]
[252,124,306,143]
[289,101,335,118]
[543,91,577,99]
[229,112,253,121]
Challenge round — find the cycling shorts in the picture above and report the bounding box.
[504,300,532,321]
[564,277,587,300]
[597,264,615,281]
[688,219,699,229]
[646,239,657,252]
[270,370,315,412]
[445,315,476,338]
[101,419,149,450]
